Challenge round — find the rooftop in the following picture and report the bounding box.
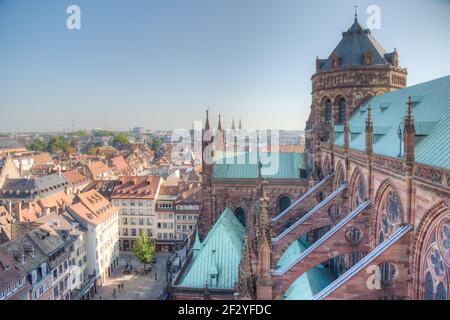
[213,152,305,180]
[177,208,246,289]
[69,189,117,226]
[111,176,162,200]
[334,75,450,170]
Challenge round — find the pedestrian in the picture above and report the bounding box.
[112,289,116,299]
[118,284,121,292]
[99,295,102,300]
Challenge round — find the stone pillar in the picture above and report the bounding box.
[365,106,374,198]
[403,97,415,224]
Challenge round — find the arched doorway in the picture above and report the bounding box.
[234,207,246,227]
[279,196,292,214]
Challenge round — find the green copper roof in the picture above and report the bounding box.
[192,230,202,258]
[276,236,310,271]
[213,152,305,180]
[178,208,246,289]
[276,236,334,300]
[334,75,450,170]
[284,264,335,300]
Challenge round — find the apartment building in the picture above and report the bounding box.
[111,176,161,252]
[0,236,53,300]
[62,170,91,195]
[36,212,90,299]
[0,252,30,300]
[155,185,178,251]
[85,161,115,181]
[27,225,71,300]
[174,183,201,242]
[68,189,119,287]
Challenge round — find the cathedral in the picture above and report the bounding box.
[170,14,450,300]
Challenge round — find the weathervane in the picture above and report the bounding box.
[354,5,359,21]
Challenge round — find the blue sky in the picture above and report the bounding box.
[0,0,449,132]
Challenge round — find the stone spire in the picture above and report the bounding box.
[218,114,223,132]
[365,105,373,156]
[236,236,256,300]
[231,118,236,130]
[204,109,210,131]
[239,118,242,130]
[403,96,415,164]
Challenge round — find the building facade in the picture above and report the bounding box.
[111,176,161,251]
[180,14,450,301]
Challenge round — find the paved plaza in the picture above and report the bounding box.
[95,252,171,300]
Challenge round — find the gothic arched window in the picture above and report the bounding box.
[436,282,447,300]
[335,165,345,188]
[338,98,346,124]
[421,217,450,300]
[234,207,246,227]
[324,100,332,123]
[424,272,434,300]
[279,196,292,214]
[352,173,366,209]
[378,191,402,244]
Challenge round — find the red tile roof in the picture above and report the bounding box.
[87,161,112,177]
[111,156,133,175]
[69,189,117,226]
[62,170,89,186]
[111,176,162,200]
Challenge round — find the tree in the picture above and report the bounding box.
[72,130,88,138]
[87,147,99,155]
[150,138,162,153]
[46,136,68,153]
[94,129,114,137]
[113,133,129,148]
[29,139,47,152]
[132,232,155,270]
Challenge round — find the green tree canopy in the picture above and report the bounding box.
[150,138,162,152]
[72,130,88,137]
[94,130,115,137]
[113,133,129,147]
[29,139,47,152]
[132,232,155,268]
[46,136,69,153]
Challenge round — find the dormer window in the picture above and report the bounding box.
[331,52,340,68]
[363,51,373,65]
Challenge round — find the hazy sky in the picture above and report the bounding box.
[1,0,449,133]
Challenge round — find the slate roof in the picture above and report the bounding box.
[334,75,450,170]
[213,152,305,180]
[178,208,246,289]
[0,173,69,200]
[318,18,395,71]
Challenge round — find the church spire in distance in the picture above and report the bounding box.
[218,114,223,132]
[205,109,210,131]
